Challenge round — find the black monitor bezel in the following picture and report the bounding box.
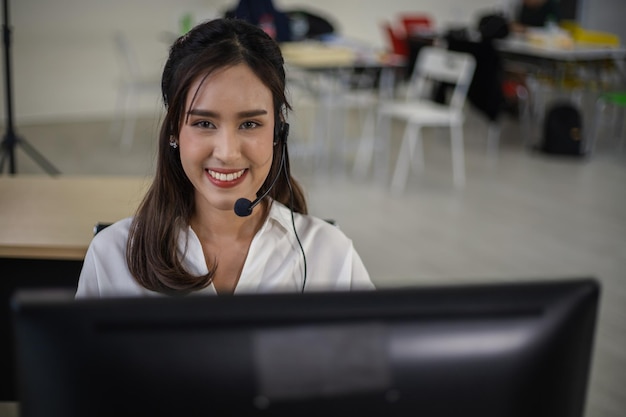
[12,278,600,417]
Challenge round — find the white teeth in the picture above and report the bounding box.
[207,169,244,182]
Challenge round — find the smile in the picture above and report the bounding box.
[206,169,246,182]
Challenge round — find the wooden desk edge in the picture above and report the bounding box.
[0,245,87,261]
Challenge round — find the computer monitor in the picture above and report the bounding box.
[12,278,599,417]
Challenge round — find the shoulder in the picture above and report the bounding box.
[77,217,137,298]
[90,217,133,250]
[82,217,134,269]
[267,201,374,290]
[269,201,350,246]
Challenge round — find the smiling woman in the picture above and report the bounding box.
[178,64,275,216]
[75,18,374,297]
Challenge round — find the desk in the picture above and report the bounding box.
[495,38,626,145]
[281,40,404,70]
[497,38,626,62]
[0,175,150,401]
[280,41,403,175]
[496,38,626,89]
[0,175,150,260]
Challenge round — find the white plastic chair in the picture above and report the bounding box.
[325,67,392,175]
[287,64,392,176]
[112,32,162,149]
[356,46,475,191]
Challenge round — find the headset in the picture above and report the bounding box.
[233,121,307,292]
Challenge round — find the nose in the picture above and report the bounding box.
[213,127,241,162]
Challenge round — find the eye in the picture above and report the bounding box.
[192,120,215,129]
[240,121,259,130]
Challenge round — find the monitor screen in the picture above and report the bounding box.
[12,278,599,417]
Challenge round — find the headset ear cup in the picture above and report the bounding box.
[275,122,289,144]
[280,122,289,143]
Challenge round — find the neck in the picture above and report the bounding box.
[191,199,268,243]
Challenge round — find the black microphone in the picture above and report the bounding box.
[234,153,283,217]
[234,124,288,217]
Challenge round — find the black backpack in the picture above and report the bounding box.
[477,13,509,41]
[541,103,585,156]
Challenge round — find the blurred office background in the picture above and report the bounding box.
[1,1,625,417]
[2,0,625,123]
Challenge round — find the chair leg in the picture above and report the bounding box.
[391,123,419,193]
[331,104,348,174]
[487,122,500,154]
[590,98,606,155]
[516,85,532,147]
[111,89,126,136]
[120,87,137,150]
[450,124,466,187]
[374,113,393,183]
[619,107,626,151]
[407,124,424,173]
[310,95,331,174]
[352,106,377,179]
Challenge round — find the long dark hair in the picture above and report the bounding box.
[126,18,307,295]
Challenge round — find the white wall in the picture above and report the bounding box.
[1,0,510,124]
[3,0,229,124]
[579,0,626,45]
[0,0,619,124]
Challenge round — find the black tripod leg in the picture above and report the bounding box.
[0,140,16,174]
[1,0,60,176]
[17,137,61,175]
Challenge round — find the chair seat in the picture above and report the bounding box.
[353,46,476,191]
[379,100,464,125]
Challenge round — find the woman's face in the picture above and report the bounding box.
[178,63,275,216]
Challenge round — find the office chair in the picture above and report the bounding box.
[590,91,626,154]
[112,32,162,149]
[381,21,409,58]
[354,46,475,192]
[399,13,433,37]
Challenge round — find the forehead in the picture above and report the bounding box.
[186,64,273,110]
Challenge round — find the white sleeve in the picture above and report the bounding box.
[300,216,375,292]
[74,217,137,299]
[75,243,101,298]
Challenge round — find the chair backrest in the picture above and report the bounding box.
[399,14,433,36]
[381,21,409,57]
[406,46,476,110]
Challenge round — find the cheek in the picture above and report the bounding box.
[245,133,275,166]
[177,133,203,175]
[178,129,205,157]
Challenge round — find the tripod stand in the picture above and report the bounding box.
[0,0,59,175]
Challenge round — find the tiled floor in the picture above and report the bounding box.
[3,90,626,416]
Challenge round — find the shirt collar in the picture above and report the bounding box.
[266,199,296,233]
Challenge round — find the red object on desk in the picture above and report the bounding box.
[381,22,409,57]
[400,14,433,36]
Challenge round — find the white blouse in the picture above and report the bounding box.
[75,201,374,298]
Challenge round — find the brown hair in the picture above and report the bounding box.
[126,18,307,295]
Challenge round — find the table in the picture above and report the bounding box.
[0,175,150,402]
[280,41,404,175]
[496,37,626,90]
[0,175,150,260]
[497,37,626,62]
[495,38,626,145]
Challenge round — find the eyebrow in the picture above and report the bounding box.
[187,109,269,118]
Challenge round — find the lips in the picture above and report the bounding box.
[205,168,247,188]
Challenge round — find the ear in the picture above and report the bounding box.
[275,122,289,144]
